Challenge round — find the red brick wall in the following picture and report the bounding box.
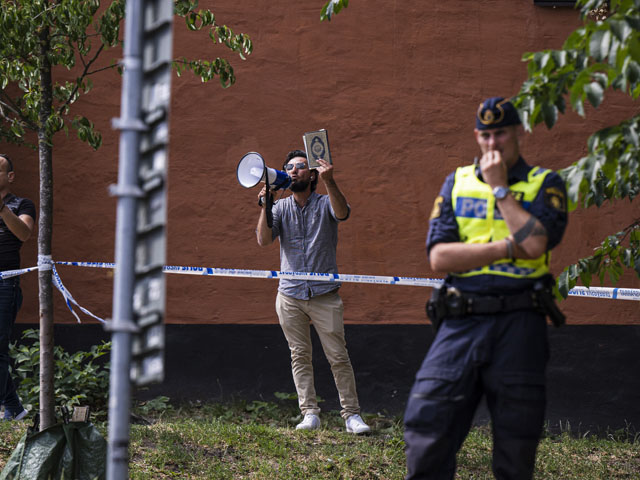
[7,1,638,325]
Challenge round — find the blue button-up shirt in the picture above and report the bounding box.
[272,192,350,300]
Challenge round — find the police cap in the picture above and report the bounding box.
[476,97,521,130]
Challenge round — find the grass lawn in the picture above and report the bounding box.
[1,400,639,479]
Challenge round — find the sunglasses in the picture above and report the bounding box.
[284,162,308,171]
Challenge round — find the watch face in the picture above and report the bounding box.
[493,187,509,199]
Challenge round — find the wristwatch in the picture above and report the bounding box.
[492,186,510,200]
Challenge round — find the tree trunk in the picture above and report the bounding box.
[38,15,56,431]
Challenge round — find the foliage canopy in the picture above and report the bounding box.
[0,0,252,150]
[0,0,252,429]
[514,0,640,297]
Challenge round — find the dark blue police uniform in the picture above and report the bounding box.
[404,98,568,480]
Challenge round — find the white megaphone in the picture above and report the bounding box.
[236,152,291,191]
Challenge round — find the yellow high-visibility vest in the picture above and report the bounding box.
[450,164,551,279]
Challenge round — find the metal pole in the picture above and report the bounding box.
[107,0,145,478]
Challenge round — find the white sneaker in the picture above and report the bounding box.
[13,409,28,421]
[345,414,371,434]
[296,413,321,430]
[2,408,27,421]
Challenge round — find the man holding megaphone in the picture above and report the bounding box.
[255,149,370,435]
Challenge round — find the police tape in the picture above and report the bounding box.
[51,264,106,324]
[0,266,40,279]
[1,260,638,325]
[54,261,640,301]
[0,263,107,323]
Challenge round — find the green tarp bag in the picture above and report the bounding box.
[0,422,106,480]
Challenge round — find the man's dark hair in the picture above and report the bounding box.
[284,149,307,166]
[284,149,318,192]
[0,154,14,172]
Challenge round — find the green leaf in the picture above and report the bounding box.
[589,30,611,62]
[590,29,606,61]
[624,15,640,32]
[573,95,586,117]
[542,103,558,129]
[609,19,632,42]
[592,71,608,89]
[623,124,639,147]
[579,269,592,288]
[185,12,197,30]
[585,81,605,107]
[627,60,640,85]
[557,270,570,298]
[536,51,552,70]
[563,27,587,50]
[321,0,349,21]
[552,50,568,68]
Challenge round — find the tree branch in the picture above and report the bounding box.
[86,63,119,76]
[0,94,38,130]
[56,43,105,115]
[620,217,640,241]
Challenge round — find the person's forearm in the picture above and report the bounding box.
[0,208,32,242]
[256,208,273,246]
[480,151,548,259]
[496,195,547,258]
[324,179,349,220]
[429,240,509,273]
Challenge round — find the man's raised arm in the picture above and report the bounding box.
[316,159,349,221]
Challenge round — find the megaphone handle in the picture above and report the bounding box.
[266,193,274,229]
[258,193,274,227]
[264,173,274,228]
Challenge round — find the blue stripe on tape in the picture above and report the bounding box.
[2,261,637,302]
[5,261,635,327]
[52,261,640,298]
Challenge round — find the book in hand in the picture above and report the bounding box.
[302,129,332,169]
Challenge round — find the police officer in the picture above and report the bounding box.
[403,97,568,480]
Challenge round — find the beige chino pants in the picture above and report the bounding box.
[275,290,361,420]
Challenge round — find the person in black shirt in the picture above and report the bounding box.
[0,153,35,421]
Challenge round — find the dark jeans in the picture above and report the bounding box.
[404,310,548,480]
[0,277,23,413]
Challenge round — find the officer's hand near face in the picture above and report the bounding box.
[480,150,548,260]
[480,150,508,188]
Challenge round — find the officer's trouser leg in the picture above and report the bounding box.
[404,379,480,480]
[484,312,548,480]
[403,317,483,480]
[487,389,545,480]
